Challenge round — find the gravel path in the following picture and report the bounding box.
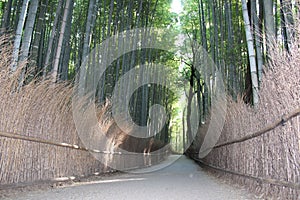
[5,155,258,200]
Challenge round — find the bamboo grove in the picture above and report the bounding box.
[180,0,299,106]
[0,0,299,151]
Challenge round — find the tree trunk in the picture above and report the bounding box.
[31,0,48,72]
[100,0,115,98]
[182,107,186,151]
[43,0,64,77]
[82,0,96,59]
[226,0,237,98]
[79,0,98,92]
[18,0,39,86]
[13,0,23,31]
[251,0,264,84]
[19,0,39,63]
[280,0,294,52]
[60,1,74,81]
[52,0,74,82]
[98,0,108,102]
[198,0,208,51]
[11,0,29,72]
[241,0,259,106]
[263,0,275,54]
[1,0,13,32]
[211,0,219,63]
[140,4,150,127]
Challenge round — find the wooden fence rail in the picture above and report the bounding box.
[189,107,300,190]
[192,157,300,190]
[202,107,300,152]
[0,131,169,156]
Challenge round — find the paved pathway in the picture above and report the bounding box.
[7,155,258,200]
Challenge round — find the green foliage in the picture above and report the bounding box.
[2,0,292,148]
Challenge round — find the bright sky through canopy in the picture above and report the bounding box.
[171,0,183,14]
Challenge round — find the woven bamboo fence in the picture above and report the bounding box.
[0,36,169,186]
[189,32,300,199]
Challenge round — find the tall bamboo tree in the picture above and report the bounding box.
[43,0,64,77]
[11,0,29,71]
[241,0,259,106]
[52,0,74,82]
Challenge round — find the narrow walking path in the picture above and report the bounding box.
[7,156,258,200]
